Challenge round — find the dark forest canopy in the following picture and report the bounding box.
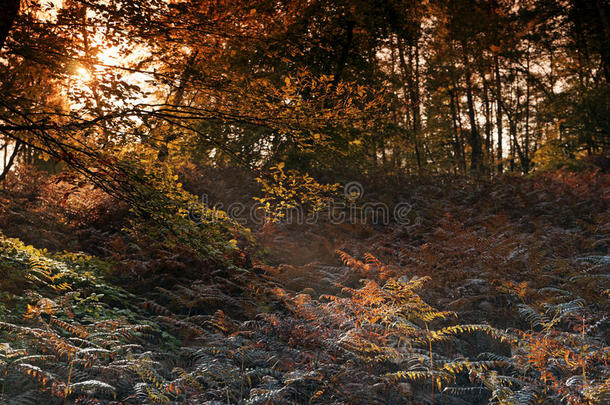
[0,0,608,190]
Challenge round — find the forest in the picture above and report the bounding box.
[0,0,608,404]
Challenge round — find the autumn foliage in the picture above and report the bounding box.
[0,0,608,404]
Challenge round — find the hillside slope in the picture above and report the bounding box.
[0,171,608,404]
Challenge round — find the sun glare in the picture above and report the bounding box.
[75,67,92,83]
[97,46,120,66]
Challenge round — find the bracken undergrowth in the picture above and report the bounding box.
[0,170,607,404]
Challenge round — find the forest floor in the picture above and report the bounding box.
[0,169,608,404]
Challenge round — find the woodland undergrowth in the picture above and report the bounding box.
[0,169,607,404]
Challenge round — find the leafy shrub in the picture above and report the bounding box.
[254,163,340,223]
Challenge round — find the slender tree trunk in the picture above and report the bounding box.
[411,41,426,170]
[498,80,528,174]
[449,86,465,173]
[157,49,200,161]
[524,45,531,172]
[0,140,21,181]
[493,54,504,174]
[453,75,467,173]
[398,39,422,171]
[331,20,355,87]
[371,138,378,168]
[479,68,492,174]
[460,40,483,174]
[390,39,400,170]
[596,0,610,82]
[509,132,515,171]
[509,118,526,172]
[2,142,5,189]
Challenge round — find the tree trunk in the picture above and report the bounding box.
[461,41,483,174]
[596,0,610,82]
[509,118,527,172]
[524,45,531,172]
[480,68,492,174]
[158,50,200,161]
[398,39,422,171]
[449,86,465,173]
[331,20,355,87]
[413,42,423,170]
[0,140,21,181]
[494,54,503,174]
[453,74,467,173]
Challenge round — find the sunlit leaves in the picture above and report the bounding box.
[254,164,340,222]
